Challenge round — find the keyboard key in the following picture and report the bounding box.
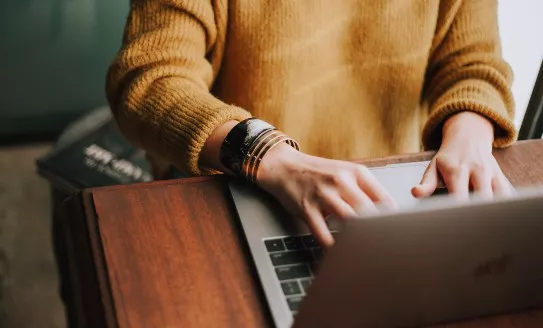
[270,250,313,266]
[312,248,325,261]
[265,238,285,252]
[287,296,303,311]
[281,281,301,296]
[275,264,311,281]
[283,237,304,250]
[302,235,319,248]
[300,278,312,293]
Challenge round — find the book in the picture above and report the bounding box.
[36,107,153,193]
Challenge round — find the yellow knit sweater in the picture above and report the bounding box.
[106,0,516,177]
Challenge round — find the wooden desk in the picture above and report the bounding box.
[62,140,543,328]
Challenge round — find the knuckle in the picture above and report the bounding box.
[321,168,338,184]
[355,164,370,176]
[436,156,470,175]
[351,165,371,183]
[436,158,457,174]
[313,186,327,201]
[458,162,470,174]
[470,161,486,173]
[330,170,351,187]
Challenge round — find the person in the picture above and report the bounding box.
[106,0,517,247]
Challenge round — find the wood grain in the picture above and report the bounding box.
[66,140,543,328]
[92,178,271,328]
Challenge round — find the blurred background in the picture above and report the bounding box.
[0,1,542,327]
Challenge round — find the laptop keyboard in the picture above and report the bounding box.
[264,233,336,315]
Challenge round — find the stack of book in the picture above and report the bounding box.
[36,107,153,193]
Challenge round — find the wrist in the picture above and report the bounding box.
[218,118,300,182]
[442,111,494,146]
[257,142,301,186]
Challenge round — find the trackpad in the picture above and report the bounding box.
[369,162,430,208]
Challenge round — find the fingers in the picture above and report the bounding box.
[412,160,438,198]
[319,190,358,219]
[339,179,379,215]
[434,154,512,200]
[470,169,493,199]
[352,193,378,215]
[310,177,381,247]
[488,160,514,196]
[492,174,514,196]
[439,160,470,200]
[356,167,397,208]
[304,206,334,248]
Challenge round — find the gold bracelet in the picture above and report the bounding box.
[243,130,299,183]
[242,130,282,180]
[250,134,291,183]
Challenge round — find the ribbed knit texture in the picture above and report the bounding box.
[106,0,516,176]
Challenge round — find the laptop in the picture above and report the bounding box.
[227,162,543,328]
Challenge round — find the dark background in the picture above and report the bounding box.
[0,0,128,144]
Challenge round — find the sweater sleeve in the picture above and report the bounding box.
[105,0,251,176]
[421,0,517,150]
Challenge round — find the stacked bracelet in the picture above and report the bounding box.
[219,118,299,182]
[242,129,299,183]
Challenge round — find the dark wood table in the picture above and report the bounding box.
[61,140,543,328]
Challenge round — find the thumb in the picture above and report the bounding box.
[412,160,438,198]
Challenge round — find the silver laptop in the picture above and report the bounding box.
[227,162,543,328]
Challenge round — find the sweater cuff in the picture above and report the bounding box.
[422,79,517,150]
[162,104,252,176]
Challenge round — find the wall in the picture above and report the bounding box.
[0,0,129,137]
[498,0,543,128]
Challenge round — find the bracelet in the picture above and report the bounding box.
[244,130,285,182]
[219,118,274,175]
[243,130,298,183]
[219,118,299,181]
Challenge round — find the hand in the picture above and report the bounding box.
[412,112,513,200]
[257,143,396,248]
